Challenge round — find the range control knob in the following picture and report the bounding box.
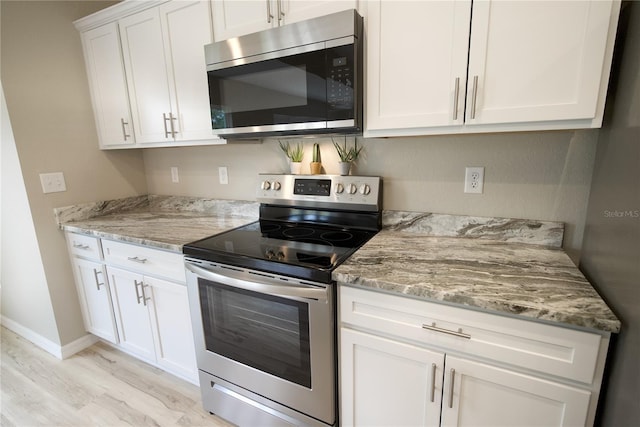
[272,181,281,191]
[261,181,271,190]
[347,183,358,194]
[335,183,345,194]
[359,184,371,195]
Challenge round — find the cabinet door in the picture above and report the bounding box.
[71,258,118,343]
[466,0,614,125]
[119,8,173,144]
[366,0,471,132]
[80,23,134,147]
[145,276,198,383]
[107,266,155,362]
[441,355,591,427]
[211,0,275,41]
[340,328,443,427]
[280,0,357,26]
[160,1,218,142]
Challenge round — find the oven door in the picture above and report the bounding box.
[207,42,357,137]
[185,259,335,425]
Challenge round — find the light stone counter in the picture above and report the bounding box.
[334,211,620,333]
[55,195,258,252]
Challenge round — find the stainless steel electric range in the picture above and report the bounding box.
[183,174,381,427]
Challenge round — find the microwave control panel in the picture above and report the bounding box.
[328,56,353,110]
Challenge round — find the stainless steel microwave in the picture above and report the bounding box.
[204,9,363,139]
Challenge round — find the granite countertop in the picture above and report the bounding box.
[55,195,259,252]
[333,211,621,334]
[56,197,619,333]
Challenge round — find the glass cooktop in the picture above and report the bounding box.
[183,220,377,283]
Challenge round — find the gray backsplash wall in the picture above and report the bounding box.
[143,129,598,263]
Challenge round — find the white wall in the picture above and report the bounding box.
[0,0,147,348]
[1,84,59,344]
[143,129,598,262]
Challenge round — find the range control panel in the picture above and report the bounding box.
[257,174,381,212]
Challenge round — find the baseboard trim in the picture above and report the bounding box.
[0,316,97,359]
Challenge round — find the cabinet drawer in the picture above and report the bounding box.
[67,232,102,260]
[102,239,185,283]
[339,286,603,384]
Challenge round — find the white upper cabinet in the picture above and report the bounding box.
[119,1,219,145]
[466,0,615,126]
[366,1,471,131]
[212,0,358,41]
[212,0,275,40]
[80,23,134,147]
[365,0,621,137]
[119,8,171,144]
[75,0,224,149]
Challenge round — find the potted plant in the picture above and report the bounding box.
[279,140,304,174]
[333,138,362,175]
[310,143,322,174]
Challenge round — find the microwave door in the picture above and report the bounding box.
[208,49,328,135]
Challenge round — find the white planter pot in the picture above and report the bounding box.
[290,162,302,175]
[338,162,352,176]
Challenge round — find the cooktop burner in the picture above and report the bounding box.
[183,220,377,283]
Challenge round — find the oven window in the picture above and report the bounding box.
[198,279,311,388]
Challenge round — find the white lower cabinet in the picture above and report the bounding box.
[441,356,590,427]
[107,265,198,383]
[66,231,198,384]
[339,286,608,427]
[341,328,444,427]
[69,258,118,344]
[107,266,156,362]
[145,275,197,381]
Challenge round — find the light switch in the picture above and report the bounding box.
[39,172,67,193]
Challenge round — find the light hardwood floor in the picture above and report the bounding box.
[0,327,233,426]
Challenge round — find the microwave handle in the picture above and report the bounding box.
[185,262,328,302]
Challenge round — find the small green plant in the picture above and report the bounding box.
[279,140,304,162]
[332,138,362,162]
[312,143,321,163]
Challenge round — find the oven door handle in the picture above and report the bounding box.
[185,263,328,302]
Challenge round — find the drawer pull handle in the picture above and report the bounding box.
[448,368,455,409]
[422,322,471,339]
[127,256,148,264]
[430,363,436,403]
[73,243,91,250]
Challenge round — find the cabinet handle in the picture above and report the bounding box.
[453,77,460,121]
[163,113,171,138]
[120,118,131,141]
[277,0,284,22]
[422,322,471,339]
[266,0,274,23]
[134,279,143,304]
[430,363,437,403]
[127,256,148,264]
[93,268,104,290]
[470,75,479,119]
[140,283,151,307]
[448,368,455,409]
[169,112,178,137]
[73,243,90,250]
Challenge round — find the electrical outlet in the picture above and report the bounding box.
[171,167,179,183]
[39,172,67,193]
[464,167,484,194]
[219,166,228,185]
